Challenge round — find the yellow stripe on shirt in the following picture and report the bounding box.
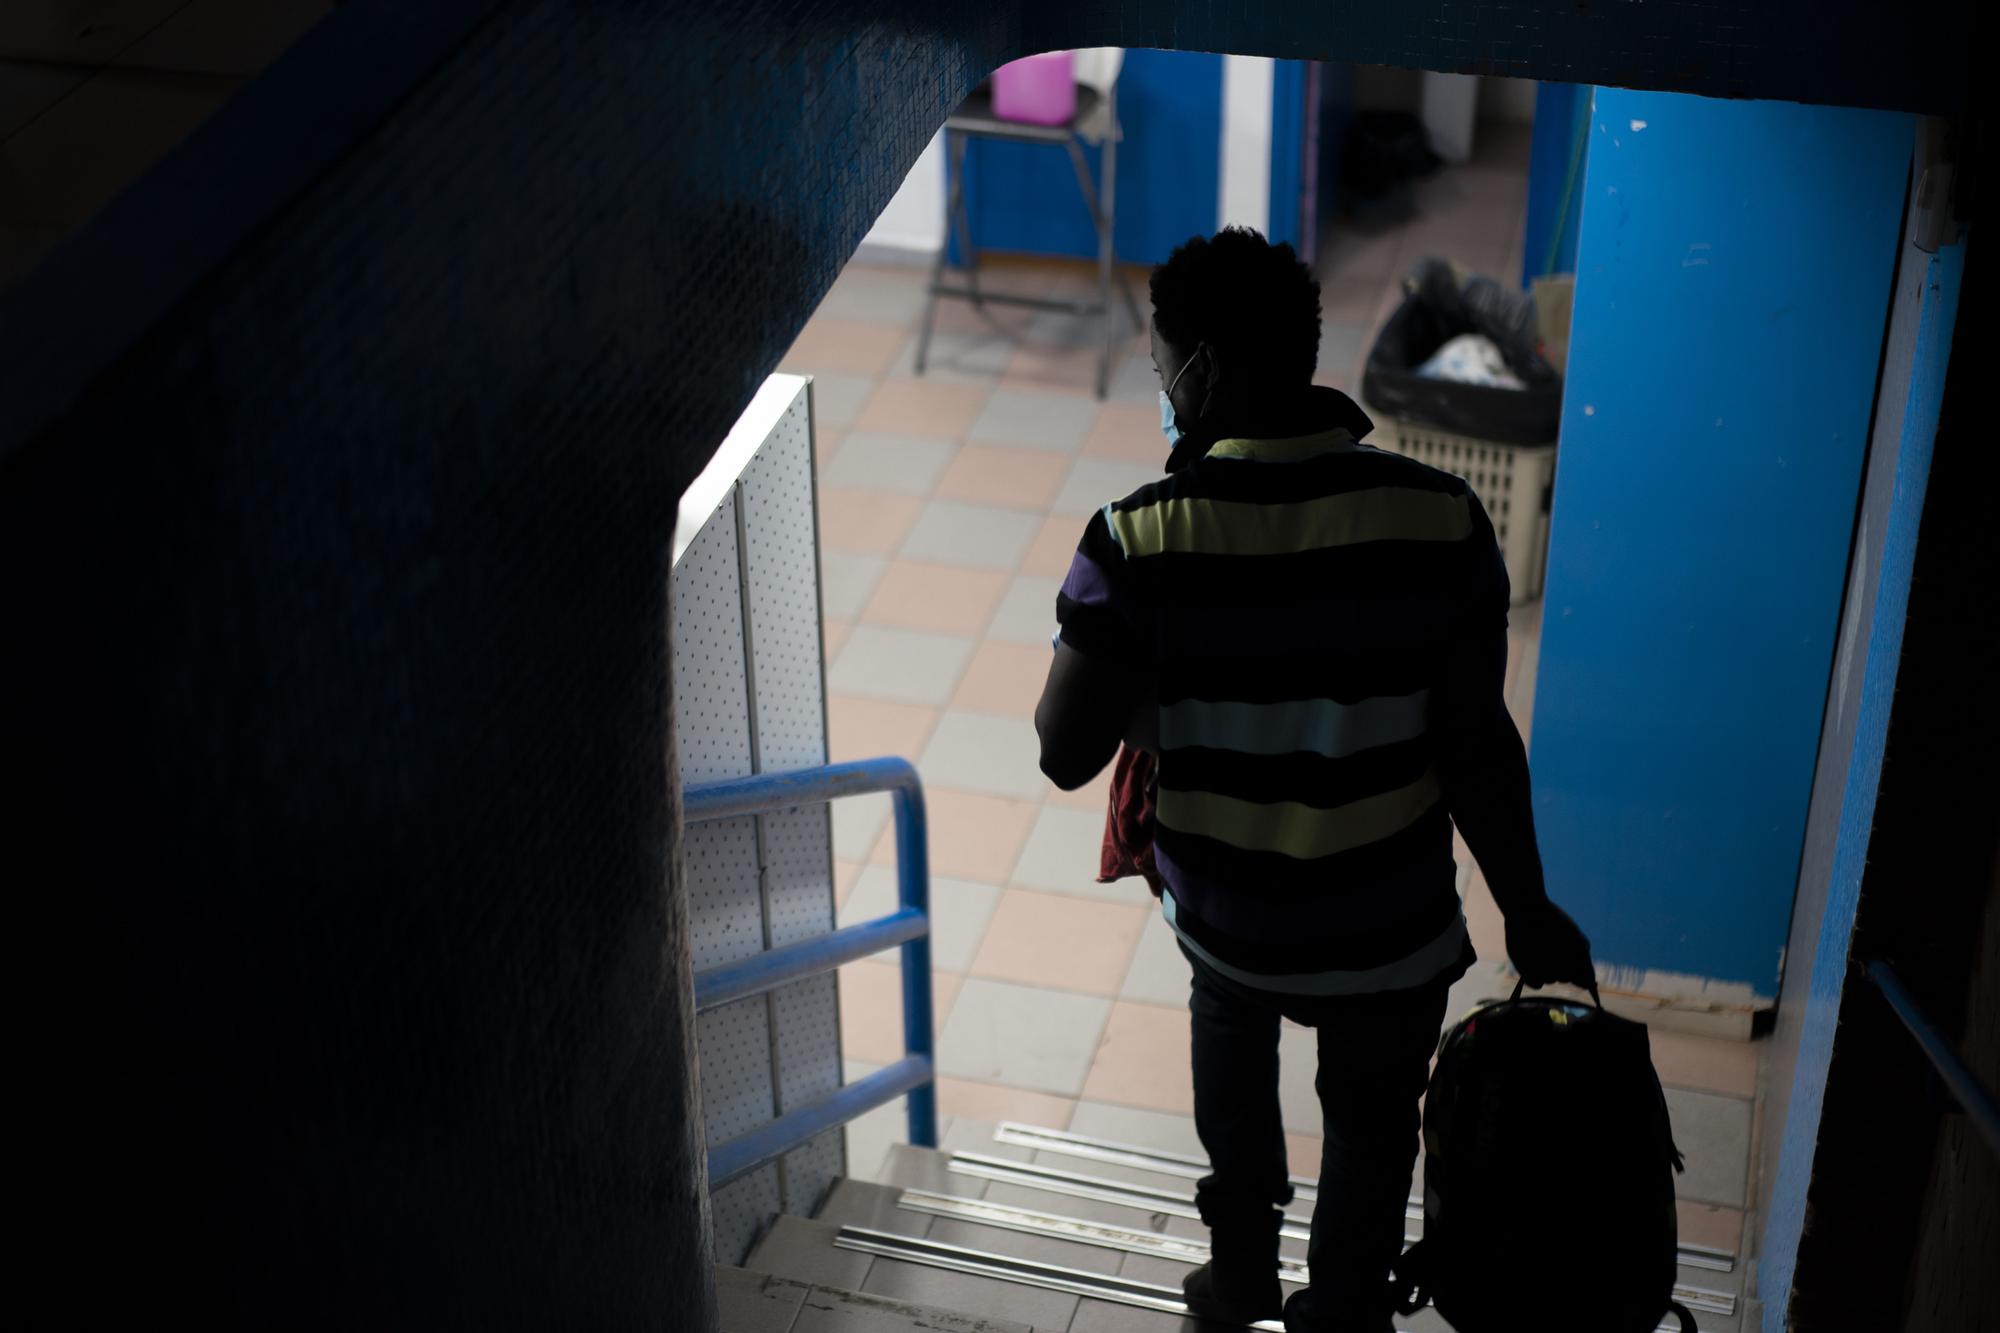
[1156,770,1442,861]
[1206,429,1356,463]
[1106,487,1471,558]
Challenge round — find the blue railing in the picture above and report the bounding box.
[1864,959,2000,1160]
[685,757,937,1189]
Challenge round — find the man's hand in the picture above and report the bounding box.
[1505,900,1594,990]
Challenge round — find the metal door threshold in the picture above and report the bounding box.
[896,1188,1736,1317]
[946,1149,1735,1275]
[835,1224,1702,1331]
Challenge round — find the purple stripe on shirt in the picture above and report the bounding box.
[1060,549,1126,610]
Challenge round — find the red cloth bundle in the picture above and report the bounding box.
[1097,744,1164,898]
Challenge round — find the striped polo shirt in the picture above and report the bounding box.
[1056,397,1504,995]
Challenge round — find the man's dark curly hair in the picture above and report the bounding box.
[1149,227,1321,386]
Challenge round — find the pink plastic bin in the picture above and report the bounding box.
[991,52,1076,126]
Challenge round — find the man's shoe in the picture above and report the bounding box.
[1280,1284,1395,1333]
[1182,1261,1283,1324]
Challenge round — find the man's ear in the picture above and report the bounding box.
[1198,344,1222,415]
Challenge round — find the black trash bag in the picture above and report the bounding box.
[1362,257,1562,445]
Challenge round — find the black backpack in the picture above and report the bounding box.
[1393,983,1694,1333]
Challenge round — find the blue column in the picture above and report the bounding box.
[1265,59,1308,250]
[1756,227,1966,1333]
[1529,92,1911,999]
[1521,83,1590,284]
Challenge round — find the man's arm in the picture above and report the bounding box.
[1436,503,1594,989]
[1437,681,1548,918]
[1040,505,1154,790]
[1435,642,1594,989]
[1035,643,1140,790]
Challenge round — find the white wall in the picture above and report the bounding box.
[1219,55,1275,233]
[856,130,946,263]
[1420,71,1480,163]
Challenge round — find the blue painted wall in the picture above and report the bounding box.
[955,49,1222,266]
[1265,59,1308,250]
[1522,82,1590,284]
[1529,91,1911,993]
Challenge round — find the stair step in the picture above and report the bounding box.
[815,1178,931,1237]
[891,1188,1736,1319]
[947,1142,1737,1281]
[863,1238,1093,1332]
[836,1226,1716,1333]
[716,1268,806,1333]
[759,1108,1749,1331]
[718,1264,1034,1333]
[875,1141,974,1195]
[947,1149,1321,1229]
[814,1171,1159,1293]
[746,1215,875,1292]
[751,1171,1734,1333]
[747,1211,1087,1331]
[994,1121,1319,1199]
[989,1120,1739,1276]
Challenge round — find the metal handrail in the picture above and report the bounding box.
[685,757,936,1189]
[1864,959,2000,1159]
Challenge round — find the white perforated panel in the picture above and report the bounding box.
[673,492,754,784]
[697,997,776,1145]
[685,817,764,972]
[674,377,845,1253]
[711,1167,782,1265]
[749,386,843,1218]
[763,804,835,949]
[781,1129,845,1217]
[739,388,831,771]
[772,973,842,1109]
[772,971,845,1216]
[698,995,784,1262]
[675,500,765,980]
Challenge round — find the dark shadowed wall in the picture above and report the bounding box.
[1770,240,1991,1333]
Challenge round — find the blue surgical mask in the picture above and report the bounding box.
[1158,345,1202,447]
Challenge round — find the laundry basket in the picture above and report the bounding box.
[1363,412,1555,605]
[1361,258,1560,604]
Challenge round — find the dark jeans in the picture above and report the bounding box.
[1181,942,1450,1332]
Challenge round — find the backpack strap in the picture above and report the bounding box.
[1665,1300,1698,1332]
[1510,978,1605,1008]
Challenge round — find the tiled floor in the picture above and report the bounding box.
[786,124,1761,1288]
